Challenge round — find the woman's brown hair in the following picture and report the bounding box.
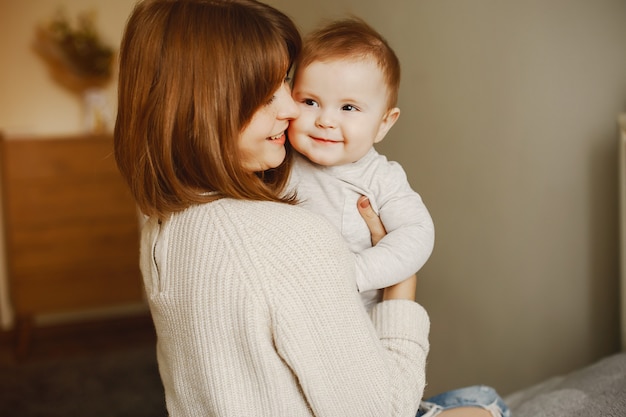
[114,0,301,219]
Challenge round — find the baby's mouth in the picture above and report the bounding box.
[311,136,339,143]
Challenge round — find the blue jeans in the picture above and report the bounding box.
[417,385,510,417]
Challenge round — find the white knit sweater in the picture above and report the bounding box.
[140,199,430,416]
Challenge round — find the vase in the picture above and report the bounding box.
[82,87,112,134]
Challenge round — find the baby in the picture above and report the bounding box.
[287,18,435,311]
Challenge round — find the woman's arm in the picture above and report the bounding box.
[268,205,429,417]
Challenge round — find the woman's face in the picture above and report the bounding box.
[239,81,300,172]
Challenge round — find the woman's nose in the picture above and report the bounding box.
[276,82,300,120]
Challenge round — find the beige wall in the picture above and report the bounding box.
[273,0,626,396]
[0,0,134,136]
[1,0,625,398]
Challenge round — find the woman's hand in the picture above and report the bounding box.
[357,196,416,301]
[357,196,386,246]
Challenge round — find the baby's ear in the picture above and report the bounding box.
[374,107,400,143]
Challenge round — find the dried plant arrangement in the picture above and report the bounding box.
[34,10,115,93]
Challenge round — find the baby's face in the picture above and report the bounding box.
[288,58,398,166]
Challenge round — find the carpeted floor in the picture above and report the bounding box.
[0,315,167,417]
[0,346,167,417]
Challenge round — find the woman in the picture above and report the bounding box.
[114,0,506,416]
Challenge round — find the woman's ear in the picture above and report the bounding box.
[374,107,400,144]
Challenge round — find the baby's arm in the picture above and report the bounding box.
[355,170,434,293]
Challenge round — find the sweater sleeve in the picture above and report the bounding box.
[355,163,435,293]
[268,210,430,417]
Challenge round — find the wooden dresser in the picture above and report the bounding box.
[0,133,144,357]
